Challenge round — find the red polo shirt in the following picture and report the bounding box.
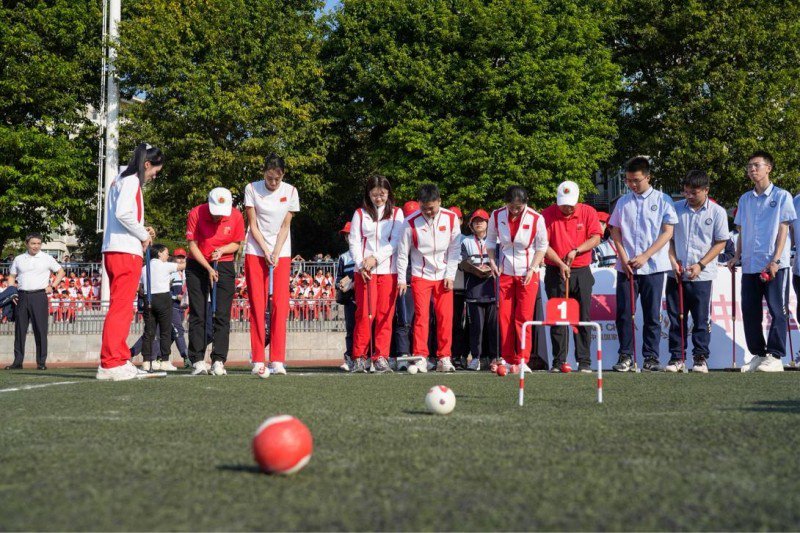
[186,203,245,262]
[541,203,602,268]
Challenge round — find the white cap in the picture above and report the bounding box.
[556,181,579,206]
[208,187,233,216]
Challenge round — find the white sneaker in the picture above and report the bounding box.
[468,358,481,371]
[252,362,270,379]
[191,360,209,376]
[141,360,153,372]
[338,361,350,372]
[519,362,532,373]
[413,358,428,373]
[211,361,227,376]
[151,360,162,371]
[159,360,178,372]
[96,361,148,381]
[741,355,765,373]
[269,361,287,375]
[756,354,784,372]
[692,360,709,374]
[665,360,685,373]
[437,357,456,372]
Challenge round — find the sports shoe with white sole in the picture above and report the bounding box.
[151,360,162,371]
[436,357,456,373]
[413,357,428,373]
[338,361,350,372]
[468,358,481,371]
[756,353,784,372]
[351,357,367,373]
[252,362,268,377]
[741,355,765,373]
[374,357,393,373]
[613,356,632,372]
[665,359,685,373]
[269,361,287,375]
[96,361,150,381]
[191,360,210,376]
[691,359,709,373]
[211,361,227,376]
[141,360,153,372]
[159,360,178,372]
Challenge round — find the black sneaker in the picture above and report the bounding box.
[613,356,632,372]
[643,358,663,372]
[550,360,563,373]
[577,361,592,373]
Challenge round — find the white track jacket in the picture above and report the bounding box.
[348,205,405,275]
[486,206,548,276]
[397,208,462,281]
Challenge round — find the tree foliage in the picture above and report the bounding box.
[0,0,100,254]
[613,0,800,203]
[116,0,331,250]
[324,0,620,213]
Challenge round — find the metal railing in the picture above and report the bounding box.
[0,298,345,335]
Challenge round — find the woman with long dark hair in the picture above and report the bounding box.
[347,176,404,373]
[97,143,163,380]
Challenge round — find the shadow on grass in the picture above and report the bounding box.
[742,400,800,413]
[217,464,263,475]
[402,409,432,416]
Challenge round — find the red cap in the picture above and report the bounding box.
[402,201,420,217]
[339,222,351,234]
[173,248,187,257]
[469,209,490,223]
[448,206,463,219]
[597,211,610,223]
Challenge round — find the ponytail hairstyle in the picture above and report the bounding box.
[263,153,286,173]
[362,175,395,221]
[121,143,164,187]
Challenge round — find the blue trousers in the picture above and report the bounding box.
[741,269,788,358]
[616,271,665,361]
[665,277,711,360]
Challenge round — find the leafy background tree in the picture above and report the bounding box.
[115,0,331,255]
[323,0,620,215]
[613,0,800,204]
[0,0,100,255]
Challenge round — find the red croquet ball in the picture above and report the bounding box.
[497,365,508,376]
[252,415,313,475]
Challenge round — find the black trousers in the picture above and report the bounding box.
[544,265,594,366]
[451,292,467,359]
[186,260,236,363]
[13,290,49,366]
[392,290,414,356]
[142,292,173,362]
[466,301,497,359]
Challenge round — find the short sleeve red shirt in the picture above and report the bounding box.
[541,203,602,268]
[186,203,246,262]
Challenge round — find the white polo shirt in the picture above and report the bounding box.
[141,259,178,294]
[244,180,300,258]
[10,252,62,291]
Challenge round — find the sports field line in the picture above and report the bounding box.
[0,381,82,394]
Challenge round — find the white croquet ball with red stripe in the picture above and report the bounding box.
[252,415,313,475]
[425,385,456,415]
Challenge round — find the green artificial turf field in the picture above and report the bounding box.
[1,368,799,531]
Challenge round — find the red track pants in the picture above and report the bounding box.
[100,252,143,369]
[411,276,453,358]
[245,255,290,363]
[498,273,539,364]
[353,273,397,360]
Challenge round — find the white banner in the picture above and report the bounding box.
[545,267,798,369]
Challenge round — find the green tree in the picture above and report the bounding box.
[116,0,331,253]
[323,0,620,214]
[0,0,100,255]
[613,0,800,204]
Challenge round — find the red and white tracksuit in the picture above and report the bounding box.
[349,205,404,360]
[486,206,548,364]
[397,208,462,358]
[100,173,148,369]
